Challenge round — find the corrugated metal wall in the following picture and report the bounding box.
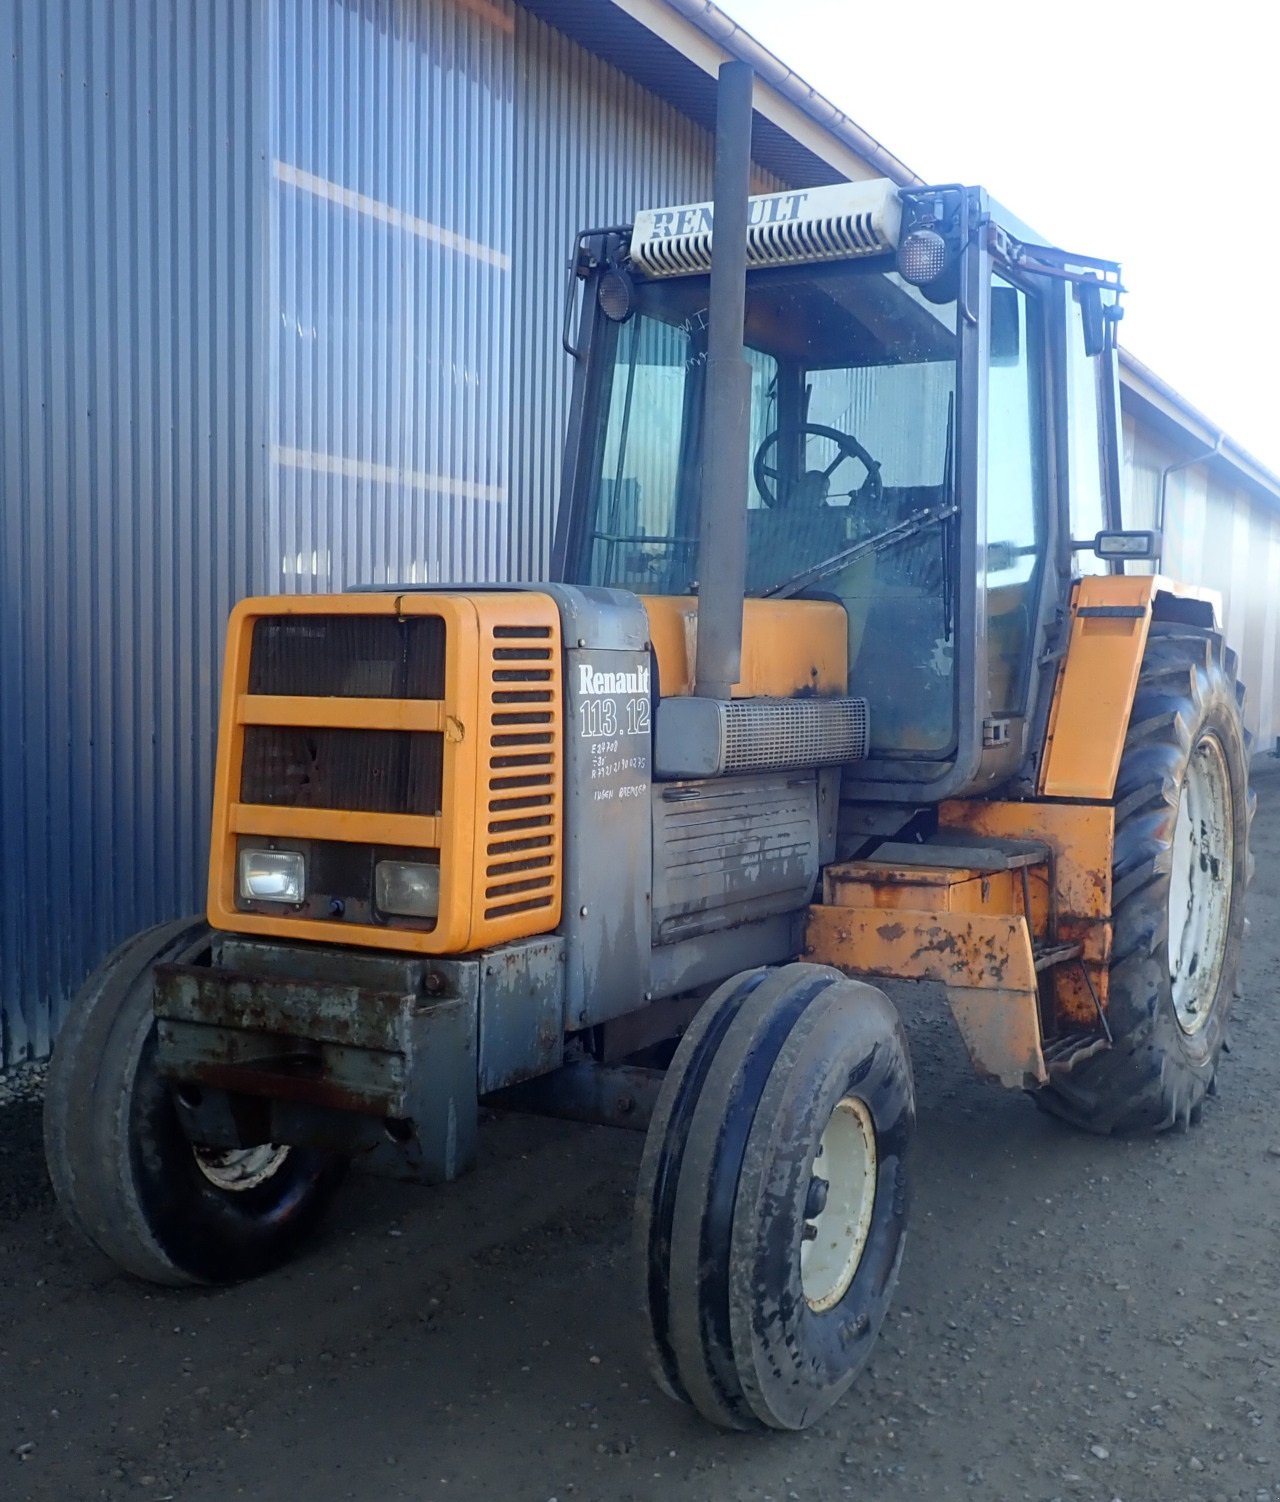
[507,7,781,579]
[0,0,268,1061]
[1121,410,1280,752]
[0,0,765,1063]
[268,0,517,593]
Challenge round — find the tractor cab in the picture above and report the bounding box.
[555,179,1129,800]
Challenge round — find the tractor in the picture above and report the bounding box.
[44,65,1253,1431]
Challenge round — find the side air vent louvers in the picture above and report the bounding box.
[483,627,558,921]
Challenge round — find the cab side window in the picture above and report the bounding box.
[986,275,1047,716]
[1066,287,1109,574]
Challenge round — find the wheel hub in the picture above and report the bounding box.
[800,1096,878,1313]
[193,1142,291,1192]
[1167,732,1234,1036]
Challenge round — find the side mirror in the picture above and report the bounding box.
[1078,281,1106,357]
[1074,529,1161,561]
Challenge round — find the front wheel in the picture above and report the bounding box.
[635,962,914,1431]
[44,918,346,1286]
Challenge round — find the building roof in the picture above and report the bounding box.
[526,0,1280,508]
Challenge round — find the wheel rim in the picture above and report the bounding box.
[193,1143,291,1192]
[800,1096,878,1313]
[1167,732,1234,1036]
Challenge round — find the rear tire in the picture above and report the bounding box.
[635,962,914,1430]
[1038,623,1254,1133]
[44,918,346,1286]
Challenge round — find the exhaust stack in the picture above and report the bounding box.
[693,61,754,702]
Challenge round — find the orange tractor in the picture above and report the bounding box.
[46,66,1252,1431]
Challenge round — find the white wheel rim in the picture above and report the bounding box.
[193,1143,291,1192]
[800,1096,878,1313]
[1167,733,1233,1036]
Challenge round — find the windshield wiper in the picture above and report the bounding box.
[761,502,959,600]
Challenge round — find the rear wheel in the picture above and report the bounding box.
[635,962,914,1430]
[1039,624,1254,1133]
[44,918,347,1286]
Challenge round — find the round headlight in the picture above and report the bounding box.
[898,228,950,287]
[597,269,637,323]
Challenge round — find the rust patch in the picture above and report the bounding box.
[178,1059,394,1116]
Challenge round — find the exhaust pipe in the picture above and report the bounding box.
[693,60,754,702]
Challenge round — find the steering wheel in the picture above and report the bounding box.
[753,423,883,510]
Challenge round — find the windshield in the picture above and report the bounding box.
[577,260,960,754]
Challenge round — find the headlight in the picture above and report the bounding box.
[238,849,305,903]
[375,860,440,918]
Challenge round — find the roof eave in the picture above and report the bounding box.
[1118,349,1280,508]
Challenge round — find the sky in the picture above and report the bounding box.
[720,0,1279,471]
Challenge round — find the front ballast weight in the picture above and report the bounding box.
[43,927,570,1285]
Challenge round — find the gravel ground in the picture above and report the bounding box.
[0,1060,48,1109]
[2,770,1279,1501]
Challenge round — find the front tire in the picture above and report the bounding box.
[44,918,346,1286]
[1039,623,1254,1133]
[635,962,914,1431]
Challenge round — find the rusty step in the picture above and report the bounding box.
[1042,1030,1111,1076]
[852,835,1051,875]
[1032,940,1085,972]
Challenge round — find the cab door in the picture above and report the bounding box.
[981,269,1052,762]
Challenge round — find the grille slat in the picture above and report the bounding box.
[485,875,555,899]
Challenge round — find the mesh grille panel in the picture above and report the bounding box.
[248,616,445,699]
[722,697,870,772]
[241,727,444,814]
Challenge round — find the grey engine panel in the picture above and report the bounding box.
[651,771,820,944]
[545,586,654,1030]
[543,586,820,1030]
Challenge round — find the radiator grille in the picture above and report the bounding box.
[240,727,444,814]
[248,616,445,699]
[483,625,558,921]
[723,697,870,772]
[220,594,563,952]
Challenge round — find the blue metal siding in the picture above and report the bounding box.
[267,0,517,593]
[511,9,706,580]
[0,0,268,1061]
[264,0,761,592]
[0,0,782,1062]
[509,7,781,580]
